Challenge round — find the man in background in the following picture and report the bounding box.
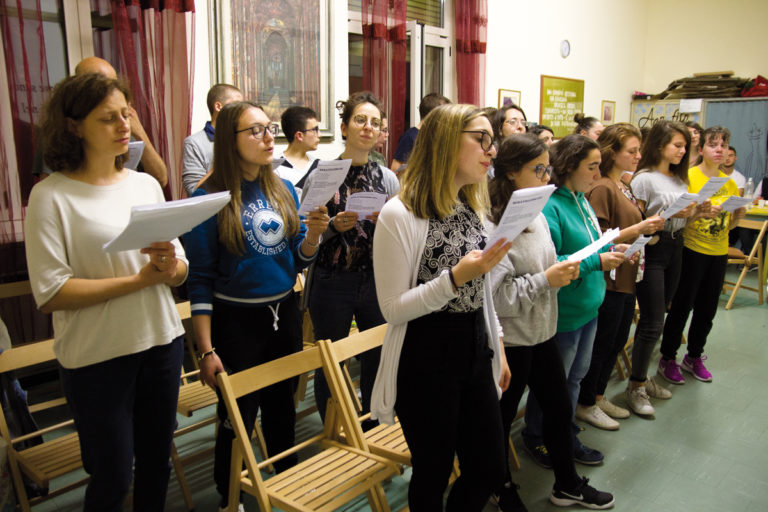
[390,92,450,173]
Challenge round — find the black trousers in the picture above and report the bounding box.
[661,248,728,360]
[212,293,302,499]
[395,309,506,512]
[632,233,683,381]
[500,338,580,491]
[579,290,636,404]
[61,336,183,512]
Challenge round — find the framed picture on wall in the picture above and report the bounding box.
[211,0,332,138]
[601,100,616,125]
[498,89,522,108]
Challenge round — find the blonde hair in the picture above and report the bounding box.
[399,104,489,219]
[204,102,300,255]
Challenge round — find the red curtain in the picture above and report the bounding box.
[99,0,195,199]
[362,0,407,165]
[454,0,487,106]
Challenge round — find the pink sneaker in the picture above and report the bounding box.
[658,358,686,384]
[682,355,713,382]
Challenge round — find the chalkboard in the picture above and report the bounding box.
[540,75,584,138]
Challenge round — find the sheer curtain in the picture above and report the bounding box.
[94,0,195,200]
[362,0,407,165]
[454,0,487,107]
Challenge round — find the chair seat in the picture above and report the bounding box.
[362,422,410,465]
[177,382,218,417]
[15,432,82,488]
[263,443,396,511]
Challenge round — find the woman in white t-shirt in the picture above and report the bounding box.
[628,120,700,416]
[25,73,188,511]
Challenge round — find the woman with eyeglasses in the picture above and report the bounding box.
[184,101,329,511]
[301,91,400,429]
[488,134,615,510]
[575,124,666,431]
[492,103,529,142]
[521,135,626,469]
[372,103,512,511]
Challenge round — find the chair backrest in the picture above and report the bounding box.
[321,324,387,363]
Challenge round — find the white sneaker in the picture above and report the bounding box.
[645,376,672,399]
[219,504,245,512]
[597,397,630,419]
[575,404,620,431]
[626,385,655,416]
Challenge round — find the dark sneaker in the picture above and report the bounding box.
[522,433,552,469]
[681,354,713,382]
[550,477,615,509]
[573,439,604,465]
[497,481,528,512]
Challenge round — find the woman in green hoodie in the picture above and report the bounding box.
[522,134,626,468]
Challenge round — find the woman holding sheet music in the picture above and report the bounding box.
[488,134,614,510]
[184,101,329,510]
[520,134,626,469]
[25,73,188,511]
[371,104,512,510]
[300,92,399,429]
[576,123,666,429]
[628,120,702,415]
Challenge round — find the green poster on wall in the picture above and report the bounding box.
[539,75,585,138]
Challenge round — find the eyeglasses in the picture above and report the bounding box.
[235,123,280,139]
[504,118,533,129]
[351,115,382,130]
[299,126,320,135]
[462,130,494,152]
[533,164,554,179]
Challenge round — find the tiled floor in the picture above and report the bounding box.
[25,267,768,511]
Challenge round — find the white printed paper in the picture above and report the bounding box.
[345,192,387,218]
[567,228,620,262]
[103,191,231,252]
[486,185,556,249]
[695,177,731,202]
[125,141,145,169]
[679,99,702,113]
[624,235,652,258]
[660,192,699,219]
[719,195,753,212]
[298,159,352,214]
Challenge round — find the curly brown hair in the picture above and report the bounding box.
[40,73,132,172]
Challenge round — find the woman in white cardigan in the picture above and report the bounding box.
[371,104,511,511]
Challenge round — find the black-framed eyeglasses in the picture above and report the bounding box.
[299,125,320,135]
[462,130,494,152]
[533,164,554,179]
[351,114,382,130]
[235,123,280,139]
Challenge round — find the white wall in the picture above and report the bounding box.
[485,0,649,126]
[642,0,768,94]
[190,0,349,160]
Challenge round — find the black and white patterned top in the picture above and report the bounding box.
[417,202,485,313]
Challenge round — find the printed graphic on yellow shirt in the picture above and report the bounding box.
[683,167,738,256]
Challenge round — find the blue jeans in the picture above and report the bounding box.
[61,337,183,512]
[525,317,598,441]
[309,267,384,423]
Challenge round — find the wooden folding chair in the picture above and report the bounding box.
[216,343,400,512]
[723,219,767,310]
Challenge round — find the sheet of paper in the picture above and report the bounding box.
[345,192,387,218]
[695,176,731,202]
[103,191,231,253]
[486,184,556,249]
[719,195,753,212]
[567,228,620,262]
[679,98,702,113]
[660,192,699,219]
[624,235,652,258]
[298,159,352,214]
[125,141,145,169]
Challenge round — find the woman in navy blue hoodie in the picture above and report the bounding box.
[185,101,329,511]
